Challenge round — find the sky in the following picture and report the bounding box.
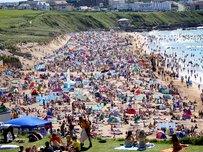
[0,0,27,2]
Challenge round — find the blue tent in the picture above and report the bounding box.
[5,116,51,129]
[35,64,46,71]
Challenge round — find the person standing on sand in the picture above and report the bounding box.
[200,89,203,105]
[79,116,92,148]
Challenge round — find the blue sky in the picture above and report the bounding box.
[0,0,27,2]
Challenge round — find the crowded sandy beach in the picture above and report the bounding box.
[0,30,203,152]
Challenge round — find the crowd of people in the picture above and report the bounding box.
[145,29,203,88]
[0,30,203,152]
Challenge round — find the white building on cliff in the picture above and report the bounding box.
[109,0,172,12]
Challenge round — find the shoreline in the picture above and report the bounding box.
[122,31,203,111]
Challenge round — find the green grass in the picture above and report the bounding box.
[83,139,203,152]
[2,138,203,152]
[0,10,203,52]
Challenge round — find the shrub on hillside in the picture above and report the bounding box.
[149,136,203,145]
[180,136,203,145]
[0,55,22,68]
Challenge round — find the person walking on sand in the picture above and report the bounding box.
[79,116,92,148]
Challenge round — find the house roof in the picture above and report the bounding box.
[55,1,68,4]
[19,3,31,7]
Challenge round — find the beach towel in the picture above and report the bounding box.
[114,143,155,151]
[0,145,19,149]
[114,146,138,151]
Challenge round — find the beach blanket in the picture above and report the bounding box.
[114,143,155,151]
[114,146,138,151]
[0,145,19,149]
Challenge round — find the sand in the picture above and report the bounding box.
[17,34,70,69]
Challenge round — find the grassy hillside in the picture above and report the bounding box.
[0,10,203,51]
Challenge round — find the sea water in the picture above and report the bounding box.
[143,28,203,86]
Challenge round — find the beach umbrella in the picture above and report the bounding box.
[107,116,121,124]
[75,90,87,101]
[75,77,82,82]
[135,94,146,101]
[125,108,136,115]
[134,80,143,85]
[99,86,107,93]
[64,80,75,88]
[94,72,102,79]
[134,88,141,95]
[131,65,140,73]
[153,92,163,99]
[110,108,120,117]
[4,70,13,76]
[13,88,19,93]
[11,79,19,84]
[89,103,104,111]
[149,79,157,85]
[31,89,39,96]
[52,85,63,92]
[159,87,170,94]
[22,83,28,90]
[82,79,90,86]
[182,109,192,120]
[29,82,35,89]
[134,115,141,123]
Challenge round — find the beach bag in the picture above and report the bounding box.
[28,134,39,142]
